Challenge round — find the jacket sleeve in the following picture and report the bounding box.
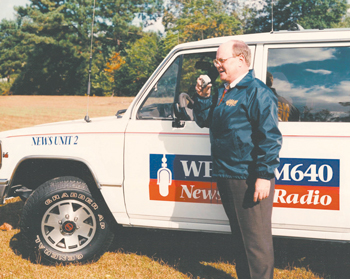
[193,94,215,128]
[247,82,282,180]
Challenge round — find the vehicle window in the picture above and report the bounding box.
[137,57,180,120]
[175,52,222,121]
[267,46,350,122]
[138,52,222,121]
[179,52,223,98]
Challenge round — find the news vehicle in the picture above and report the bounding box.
[0,28,349,264]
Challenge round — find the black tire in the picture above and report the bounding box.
[20,176,114,265]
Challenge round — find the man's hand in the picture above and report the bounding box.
[254,178,271,202]
[196,75,212,97]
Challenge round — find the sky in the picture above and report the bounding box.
[0,0,30,21]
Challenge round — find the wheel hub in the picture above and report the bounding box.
[62,220,77,234]
[41,199,96,252]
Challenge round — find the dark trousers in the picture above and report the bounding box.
[217,178,275,279]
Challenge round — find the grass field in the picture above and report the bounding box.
[0,96,350,278]
[0,95,133,132]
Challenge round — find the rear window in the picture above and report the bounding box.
[267,46,350,122]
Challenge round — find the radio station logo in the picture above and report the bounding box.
[149,154,340,210]
[274,158,340,210]
[149,154,220,204]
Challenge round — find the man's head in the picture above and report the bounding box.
[266,71,273,87]
[214,40,251,83]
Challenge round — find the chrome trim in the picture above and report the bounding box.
[0,179,9,205]
[0,179,9,185]
[100,184,122,187]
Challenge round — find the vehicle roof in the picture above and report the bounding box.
[173,28,350,51]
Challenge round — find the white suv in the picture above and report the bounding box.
[1,28,350,264]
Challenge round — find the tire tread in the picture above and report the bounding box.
[20,176,114,265]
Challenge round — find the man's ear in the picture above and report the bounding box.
[239,54,250,68]
[238,54,245,67]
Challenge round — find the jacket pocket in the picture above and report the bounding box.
[212,131,242,161]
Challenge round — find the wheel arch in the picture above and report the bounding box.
[10,157,119,230]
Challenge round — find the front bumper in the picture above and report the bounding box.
[0,179,9,205]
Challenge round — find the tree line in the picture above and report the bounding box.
[0,0,349,96]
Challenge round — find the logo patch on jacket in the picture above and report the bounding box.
[226,99,238,106]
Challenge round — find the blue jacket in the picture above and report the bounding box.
[193,70,282,180]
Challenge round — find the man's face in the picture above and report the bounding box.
[215,42,244,83]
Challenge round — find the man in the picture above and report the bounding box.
[193,40,282,279]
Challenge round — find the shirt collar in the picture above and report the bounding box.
[224,71,249,89]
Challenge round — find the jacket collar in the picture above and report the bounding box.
[236,69,255,88]
[218,69,255,94]
[225,71,249,89]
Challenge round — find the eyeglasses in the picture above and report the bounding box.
[213,56,235,67]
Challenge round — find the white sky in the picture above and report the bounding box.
[0,0,30,21]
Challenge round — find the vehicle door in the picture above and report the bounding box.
[123,48,225,231]
[262,42,350,240]
[123,46,256,232]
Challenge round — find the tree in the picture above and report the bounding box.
[112,32,162,96]
[8,0,96,95]
[93,52,125,96]
[98,0,246,96]
[331,3,350,28]
[162,0,243,53]
[248,0,348,33]
[4,0,163,95]
[0,19,25,80]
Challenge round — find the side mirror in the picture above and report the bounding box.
[116,109,127,118]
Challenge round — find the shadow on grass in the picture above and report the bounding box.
[110,227,350,279]
[9,232,33,260]
[4,200,350,278]
[274,237,350,279]
[0,199,34,262]
[0,198,24,229]
[110,227,235,278]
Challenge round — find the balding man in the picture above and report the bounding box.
[193,40,282,279]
